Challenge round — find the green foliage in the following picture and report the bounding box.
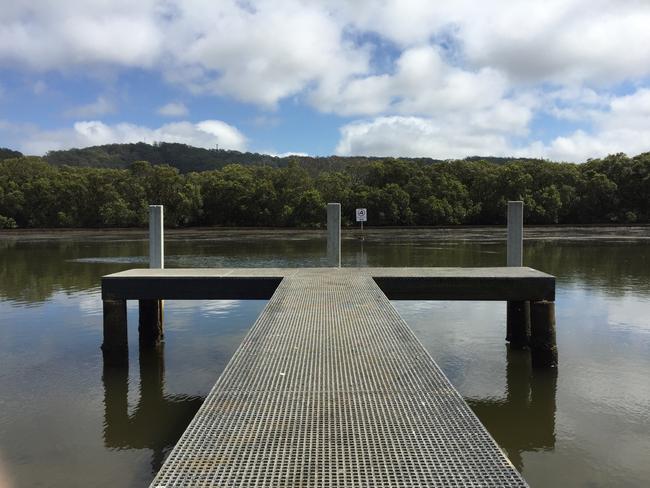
[1,151,650,228]
[0,215,17,228]
[0,147,22,161]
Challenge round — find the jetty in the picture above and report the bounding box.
[100,203,557,487]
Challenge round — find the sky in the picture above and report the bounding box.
[1,0,650,162]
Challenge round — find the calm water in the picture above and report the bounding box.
[1,227,649,487]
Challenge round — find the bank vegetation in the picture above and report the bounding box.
[1,150,649,228]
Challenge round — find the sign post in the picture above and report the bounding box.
[356,208,367,240]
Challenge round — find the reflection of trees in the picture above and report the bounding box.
[0,234,325,303]
[526,239,650,296]
[3,228,650,303]
[102,344,203,475]
[468,347,557,472]
[0,238,144,303]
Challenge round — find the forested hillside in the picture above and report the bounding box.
[39,142,542,174]
[1,150,648,229]
[0,148,22,161]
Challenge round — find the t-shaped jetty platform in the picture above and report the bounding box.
[101,266,556,487]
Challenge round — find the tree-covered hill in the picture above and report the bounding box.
[42,141,450,173]
[0,148,22,161]
[1,150,649,229]
[39,142,545,175]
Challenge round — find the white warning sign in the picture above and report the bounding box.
[356,208,367,222]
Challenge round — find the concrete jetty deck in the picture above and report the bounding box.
[102,267,554,301]
[101,267,555,486]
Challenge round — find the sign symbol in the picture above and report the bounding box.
[356,208,367,222]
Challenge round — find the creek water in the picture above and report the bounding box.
[0,227,649,487]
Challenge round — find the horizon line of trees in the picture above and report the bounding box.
[1,152,649,229]
[1,142,556,174]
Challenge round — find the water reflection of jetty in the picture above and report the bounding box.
[102,344,203,474]
[468,347,557,472]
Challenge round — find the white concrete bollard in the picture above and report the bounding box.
[144,205,164,347]
[149,205,164,269]
[507,201,523,267]
[327,203,341,267]
[506,201,528,347]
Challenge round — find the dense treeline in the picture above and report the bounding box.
[1,152,649,229]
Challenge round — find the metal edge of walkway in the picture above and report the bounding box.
[148,270,529,487]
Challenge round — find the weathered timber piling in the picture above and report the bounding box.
[327,202,341,267]
[139,205,164,348]
[101,299,128,364]
[530,300,558,368]
[506,200,529,348]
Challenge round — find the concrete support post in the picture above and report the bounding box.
[327,203,341,267]
[139,299,164,348]
[101,299,128,365]
[142,205,164,348]
[507,300,531,348]
[530,301,558,368]
[506,200,529,346]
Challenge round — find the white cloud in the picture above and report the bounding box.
[265,151,310,158]
[336,116,512,159]
[459,1,650,85]
[157,102,188,117]
[194,120,247,149]
[524,88,650,161]
[311,44,533,138]
[0,0,162,70]
[0,1,369,108]
[328,0,650,84]
[2,1,650,95]
[336,89,650,162]
[5,119,247,155]
[63,96,115,118]
[1,0,650,159]
[543,87,610,122]
[162,0,368,107]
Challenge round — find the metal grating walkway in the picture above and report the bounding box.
[150,270,527,487]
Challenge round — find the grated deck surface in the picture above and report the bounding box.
[150,270,527,487]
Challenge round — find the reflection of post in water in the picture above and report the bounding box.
[354,237,368,267]
[467,346,557,472]
[102,344,203,475]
